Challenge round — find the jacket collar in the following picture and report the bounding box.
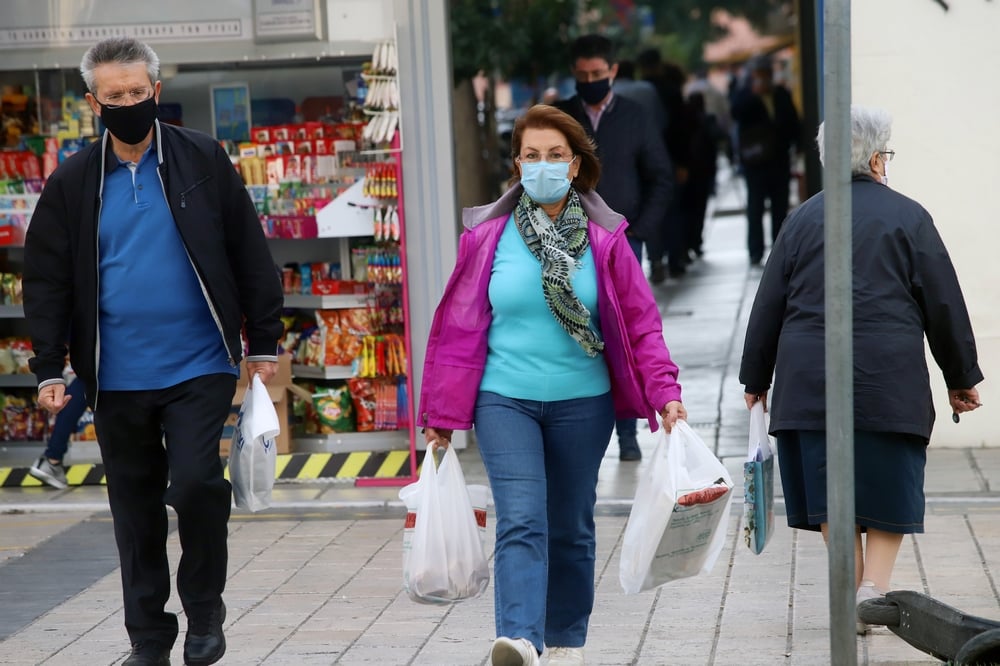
[462,184,624,233]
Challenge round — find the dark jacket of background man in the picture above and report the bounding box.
[555,95,673,245]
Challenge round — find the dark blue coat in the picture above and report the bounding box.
[739,176,982,438]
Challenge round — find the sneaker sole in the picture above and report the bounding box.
[28,467,68,490]
[491,641,533,666]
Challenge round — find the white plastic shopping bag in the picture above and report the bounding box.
[743,402,775,554]
[620,420,733,594]
[398,445,490,604]
[230,374,279,512]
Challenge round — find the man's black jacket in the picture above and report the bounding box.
[24,121,283,406]
[555,95,673,242]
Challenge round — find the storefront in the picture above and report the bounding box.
[0,0,459,483]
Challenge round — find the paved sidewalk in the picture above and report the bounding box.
[1,171,998,664]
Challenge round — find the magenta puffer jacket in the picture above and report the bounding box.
[418,185,682,432]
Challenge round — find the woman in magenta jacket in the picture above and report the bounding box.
[420,105,686,666]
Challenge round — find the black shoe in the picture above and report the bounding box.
[183,600,226,665]
[650,263,666,285]
[123,641,171,666]
[619,442,642,461]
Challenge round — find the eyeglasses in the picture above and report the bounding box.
[517,151,576,164]
[879,149,895,162]
[99,87,153,108]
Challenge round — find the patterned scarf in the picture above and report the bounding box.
[513,189,605,357]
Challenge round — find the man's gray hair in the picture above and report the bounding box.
[816,105,892,175]
[80,37,160,94]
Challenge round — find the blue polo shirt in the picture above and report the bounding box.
[97,144,236,390]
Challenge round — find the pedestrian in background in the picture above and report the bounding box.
[680,92,721,260]
[419,104,686,666]
[555,34,673,461]
[731,56,801,265]
[27,374,86,489]
[739,105,983,634]
[637,48,693,279]
[612,59,667,134]
[23,36,283,666]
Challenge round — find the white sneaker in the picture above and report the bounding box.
[856,580,885,634]
[491,637,539,666]
[545,646,585,665]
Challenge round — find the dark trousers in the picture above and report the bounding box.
[682,181,713,255]
[663,189,689,274]
[94,373,237,647]
[744,163,791,261]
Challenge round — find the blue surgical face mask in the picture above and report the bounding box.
[519,160,573,204]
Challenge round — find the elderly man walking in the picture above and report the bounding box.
[24,37,283,666]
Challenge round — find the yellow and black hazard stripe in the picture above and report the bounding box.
[239,450,424,482]
[0,450,426,488]
[0,464,106,487]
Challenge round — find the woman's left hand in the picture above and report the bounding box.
[659,400,687,433]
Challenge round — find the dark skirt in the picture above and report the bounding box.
[776,429,928,534]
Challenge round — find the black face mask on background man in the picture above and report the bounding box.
[576,78,612,106]
[99,96,158,145]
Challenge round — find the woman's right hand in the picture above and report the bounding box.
[423,427,453,448]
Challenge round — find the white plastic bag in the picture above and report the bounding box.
[743,402,775,554]
[230,374,279,512]
[620,420,733,594]
[398,445,490,604]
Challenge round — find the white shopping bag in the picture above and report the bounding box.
[398,445,491,604]
[230,374,279,512]
[620,420,733,593]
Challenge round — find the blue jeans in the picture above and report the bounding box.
[474,390,615,652]
[45,378,88,461]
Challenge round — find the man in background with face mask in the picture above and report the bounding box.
[555,34,672,462]
[23,37,283,666]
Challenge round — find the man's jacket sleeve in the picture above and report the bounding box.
[23,176,73,384]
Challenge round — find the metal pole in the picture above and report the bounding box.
[823,1,856,664]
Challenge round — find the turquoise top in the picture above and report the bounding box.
[480,214,610,401]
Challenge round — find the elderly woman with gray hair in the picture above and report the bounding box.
[738,105,983,633]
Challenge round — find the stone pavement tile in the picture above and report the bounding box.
[971,449,1000,491]
[0,513,86,563]
[925,448,987,494]
[417,608,493,665]
[862,628,940,665]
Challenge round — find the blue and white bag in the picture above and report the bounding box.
[743,402,775,554]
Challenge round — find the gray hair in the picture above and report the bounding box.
[80,37,160,94]
[816,105,892,176]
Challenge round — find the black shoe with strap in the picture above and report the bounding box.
[123,641,171,665]
[183,600,226,666]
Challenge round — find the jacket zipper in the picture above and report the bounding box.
[158,169,236,366]
[179,175,211,209]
